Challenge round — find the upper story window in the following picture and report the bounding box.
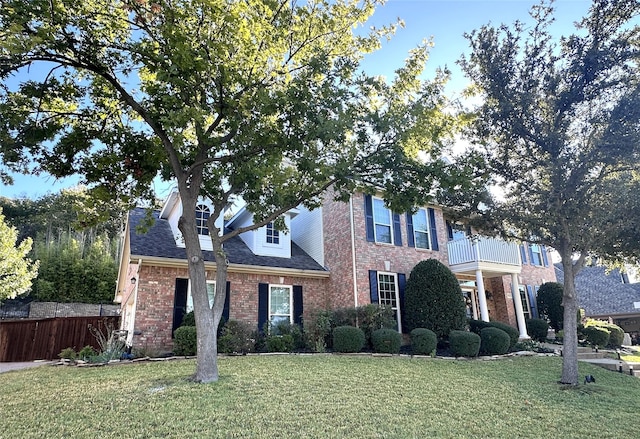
[266,222,280,245]
[373,197,393,244]
[446,220,467,241]
[196,204,210,236]
[530,244,543,266]
[412,208,431,249]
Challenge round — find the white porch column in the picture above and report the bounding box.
[475,270,490,322]
[511,273,530,339]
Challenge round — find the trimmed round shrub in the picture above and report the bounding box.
[404,259,467,339]
[332,326,365,353]
[556,330,564,342]
[526,318,549,342]
[218,320,255,354]
[371,328,402,354]
[480,327,510,355]
[585,320,624,348]
[536,282,564,331]
[181,311,195,327]
[410,328,437,355]
[582,325,610,348]
[266,334,294,353]
[173,326,197,356]
[449,330,480,357]
[469,319,519,350]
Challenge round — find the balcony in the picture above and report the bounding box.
[447,236,521,276]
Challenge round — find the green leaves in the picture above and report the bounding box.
[0,207,38,300]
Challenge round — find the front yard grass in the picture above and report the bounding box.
[1,355,639,438]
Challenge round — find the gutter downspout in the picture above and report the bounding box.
[127,259,142,347]
[349,195,358,308]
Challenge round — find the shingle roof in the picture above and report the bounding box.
[128,208,326,272]
[555,264,640,316]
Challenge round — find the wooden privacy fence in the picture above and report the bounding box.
[0,316,120,362]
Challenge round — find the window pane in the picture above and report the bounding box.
[196,204,210,236]
[266,222,280,245]
[375,224,392,244]
[378,273,397,309]
[415,231,430,249]
[412,209,428,232]
[270,286,291,316]
[530,244,542,266]
[373,198,391,225]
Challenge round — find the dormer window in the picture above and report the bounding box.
[196,204,210,236]
[266,222,280,245]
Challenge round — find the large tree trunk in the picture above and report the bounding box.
[559,253,581,385]
[177,195,221,383]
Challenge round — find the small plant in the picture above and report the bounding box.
[410,328,437,355]
[556,330,564,343]
[332,326,365,353]
[217,320,255,354]
[181,311,195,327]
[266,334,294,352]
[272,321,305,350]
[449,330,480,357]
[305,309,332,352]
[58,347,77,362]
[77,345,97,361]
[173,326,197,356]
[371,328,402,354]
[89,322,127,362]
[479,327,510,355]
[526,318,549,342]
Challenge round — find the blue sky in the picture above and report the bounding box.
[1,0,592,200]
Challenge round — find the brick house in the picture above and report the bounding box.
[115,190,556,352]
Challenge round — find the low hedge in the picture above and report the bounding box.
[173,326,197,356]
[371,328,402,354]
[582,326,610,348]
[410,328,437,355]
[584,320,624,348]
[332,326,365,353]
[480,327,510,355]
[449,330,480,357]
[266,334,294,353]
[469,319,519,350]
[526,318,549,342]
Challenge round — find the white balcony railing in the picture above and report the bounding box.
[447,236,521,267]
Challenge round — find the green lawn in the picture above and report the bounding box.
[1,355,639,438]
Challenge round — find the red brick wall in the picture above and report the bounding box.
[131,265,328,353]
[323,192,449,309]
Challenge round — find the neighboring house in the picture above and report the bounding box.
[555,264,640,339]
[115,190,556,353]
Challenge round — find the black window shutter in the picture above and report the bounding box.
[428,208,439,251]
[541,245,549,267]
[520,244,528,264]
[446,220,453,241]
[172,278,189,335]
[393,213,402,246]
[293,285,303,325]
[398,273,407,333]
[526,285,538,318]
[406,213,415,247]
[364,194,375,242]
[258,283,269,331]
[369,270,378,303]
[222,281,231,322]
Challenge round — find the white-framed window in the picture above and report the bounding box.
[377,272,401,331]
[196,204,210,236]
[373,197,393,244]
[412,208,431,249]
[530,244,543,266]
[266,222,280,245]
[519,285,531,319]
[187,280,216,313]
[269,284,292,327]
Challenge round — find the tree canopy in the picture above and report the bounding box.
[0,207,38,300]
[458,0,640,385]
[0,0,462,382]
